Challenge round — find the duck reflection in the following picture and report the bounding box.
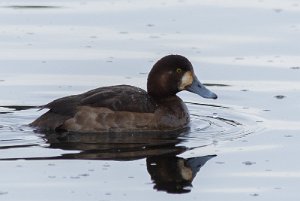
[40,130,216,193]
[147,155,215,193]
[5,126,216,194]
[42,129,189,160]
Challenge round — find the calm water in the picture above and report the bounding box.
[0,0,300,200]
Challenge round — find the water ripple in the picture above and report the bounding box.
[183,102,262,148]
[0,103,262,160]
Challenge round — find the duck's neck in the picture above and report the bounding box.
[149,94,181,104]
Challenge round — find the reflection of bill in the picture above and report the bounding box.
[147,155,216,194]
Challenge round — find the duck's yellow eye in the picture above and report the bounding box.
[176,68,182,73]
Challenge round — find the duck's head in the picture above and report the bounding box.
[147,55,217,99]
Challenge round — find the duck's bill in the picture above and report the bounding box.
[186,77,218,99]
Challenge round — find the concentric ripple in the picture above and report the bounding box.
[182,102,262,148]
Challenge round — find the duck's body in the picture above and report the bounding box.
[30,55,217,133]
[31,85,189,132]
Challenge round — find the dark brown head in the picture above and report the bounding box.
[147,55,217,99]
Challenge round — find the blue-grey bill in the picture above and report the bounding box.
[186,76,218,99]
[186,155,217,177]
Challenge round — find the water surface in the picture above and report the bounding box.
[0,0,300,200]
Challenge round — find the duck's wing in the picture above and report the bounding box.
[80,85,157,113]
[31,94,82,129]
[31,85,157,130]
[45,85,157,114]
[42,94,81,116]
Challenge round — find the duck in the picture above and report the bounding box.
[30,55,217,133]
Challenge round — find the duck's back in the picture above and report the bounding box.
[31,85,158,132]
